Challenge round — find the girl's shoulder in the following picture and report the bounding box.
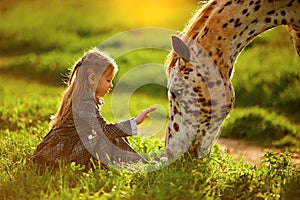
[80,97,95,104]
[74,97,99,114]
[76,96,97,107]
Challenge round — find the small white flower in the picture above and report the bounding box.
[160,157,168,162]
[88,134,96,140]
[88,129,97,140]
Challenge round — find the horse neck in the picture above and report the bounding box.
[192,0,300,81]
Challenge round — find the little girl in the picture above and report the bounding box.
[32,48,156,171]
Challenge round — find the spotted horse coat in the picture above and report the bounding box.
[165,0,300,158]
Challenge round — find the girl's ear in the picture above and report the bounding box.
[88,73,96,86]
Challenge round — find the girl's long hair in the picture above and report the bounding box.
[50,48,117,128]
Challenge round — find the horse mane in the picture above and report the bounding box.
[165,0,216,75]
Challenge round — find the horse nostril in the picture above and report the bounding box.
[173,122,179,132]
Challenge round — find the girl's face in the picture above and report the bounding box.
[95,71,115,98]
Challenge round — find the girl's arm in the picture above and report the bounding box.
[74,98,156,139]
[74,98,133,139]
[73,98,153,165]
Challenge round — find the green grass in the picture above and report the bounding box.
[1,114,300,200]
[1,0,300,199]
[233,27,300,120]
[222,107,300,152]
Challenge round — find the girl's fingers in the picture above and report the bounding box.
[146,106,157,114]
[145,107,156,118]
[136,106,157,125]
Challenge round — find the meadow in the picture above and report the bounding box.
[0,0,300,199]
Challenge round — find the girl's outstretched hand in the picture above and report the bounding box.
[135,106,157,125]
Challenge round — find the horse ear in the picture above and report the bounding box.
[171,35,190,62]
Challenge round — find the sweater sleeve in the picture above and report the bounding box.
[74,98,136,139]
[129,118,138,135]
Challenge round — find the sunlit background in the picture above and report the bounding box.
[107,0,197,27]
[0,0,299,139]
[0,0,199,138]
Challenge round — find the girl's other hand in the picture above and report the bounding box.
[135,106,157,125]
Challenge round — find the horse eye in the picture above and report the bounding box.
[170,89,183,99]
[176,89,183,96]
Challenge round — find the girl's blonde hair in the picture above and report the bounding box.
[50,48,118,128]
